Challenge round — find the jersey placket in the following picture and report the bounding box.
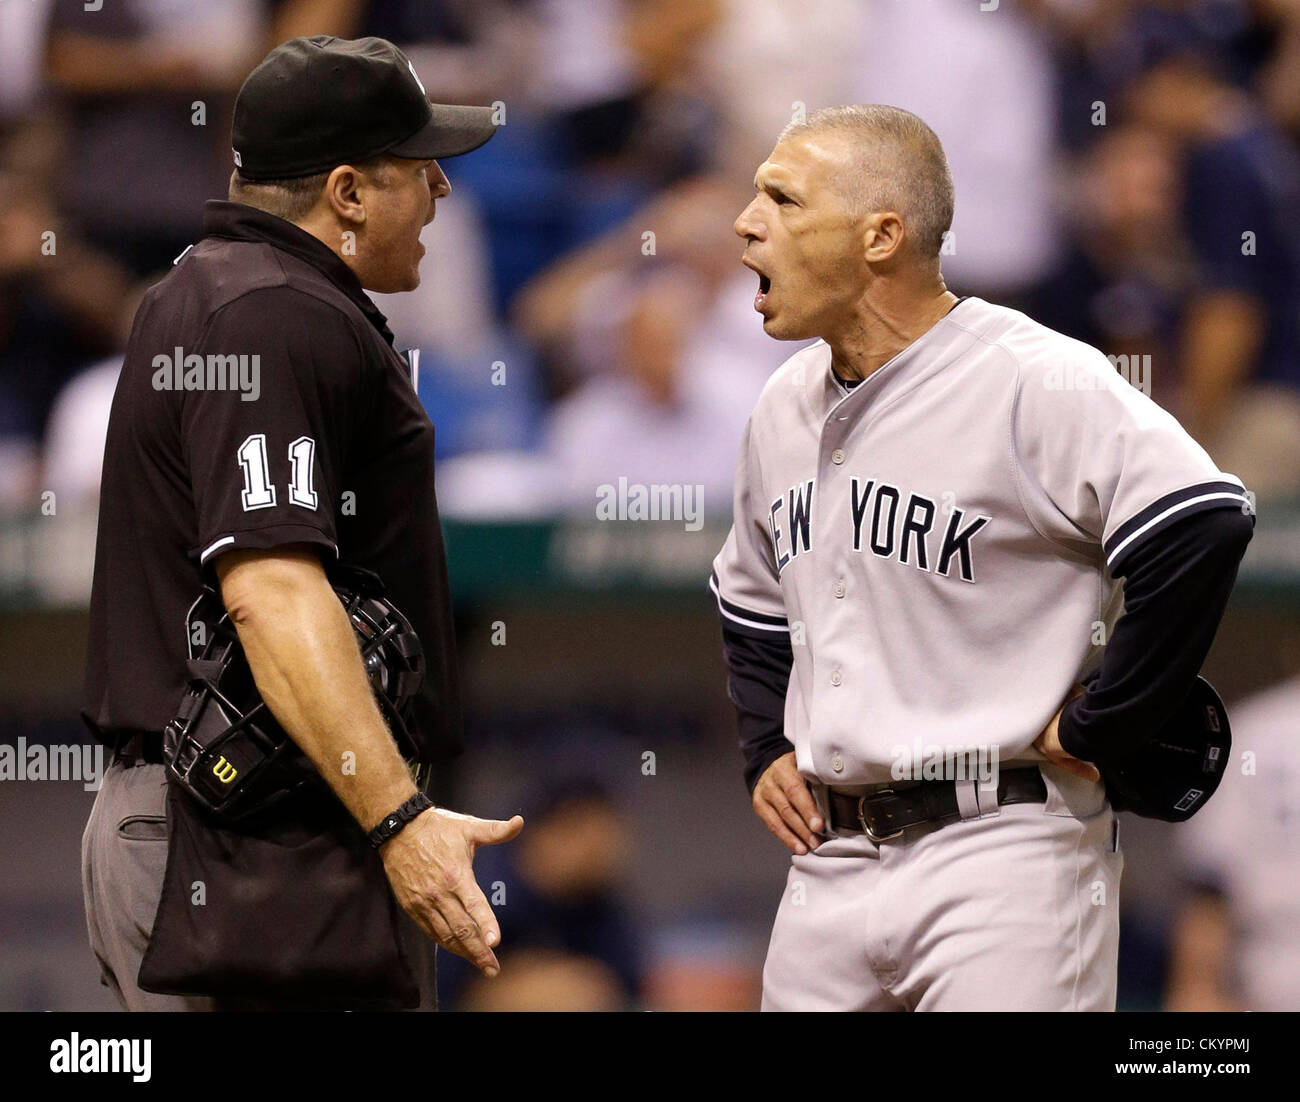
[804,370,891,783]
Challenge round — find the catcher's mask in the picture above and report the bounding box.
[164,564,424,821]
[1099,675,1231,822]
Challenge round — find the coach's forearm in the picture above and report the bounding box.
[1058,507,1253,763]
[215,548,417,832]
[719,622,796,794]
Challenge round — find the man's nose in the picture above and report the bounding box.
[429,163,451,198]
[734,201,762,240]
[425,177,448,226]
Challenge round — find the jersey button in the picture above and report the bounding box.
[830,669,842,686]
[833,580,846,598]
[831,754,844,773]
[831,448,846,465]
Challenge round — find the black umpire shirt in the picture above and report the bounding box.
[83,200,462,767]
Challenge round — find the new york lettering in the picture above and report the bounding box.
[771,476,991,582]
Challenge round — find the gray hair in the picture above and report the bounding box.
[778,104,955,261]
[228,155,397,224]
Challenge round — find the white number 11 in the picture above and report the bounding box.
[287,436,317,508]
[237,434,317,512]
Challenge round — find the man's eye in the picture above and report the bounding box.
[774,194,792,206]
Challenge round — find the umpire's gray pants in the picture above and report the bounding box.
[81,758,438,1011]
[761,764,1124,1011]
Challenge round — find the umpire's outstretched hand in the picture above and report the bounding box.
[380,808,525,977]
[754,751,824,855]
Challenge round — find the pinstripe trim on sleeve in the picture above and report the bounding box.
[196,528,339,564]
[709,571,789,635]
[199,535,236,562]
[1104,480,1253,573]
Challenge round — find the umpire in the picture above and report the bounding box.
[80,36,521,1011]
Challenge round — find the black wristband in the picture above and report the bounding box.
[368,792,433,848]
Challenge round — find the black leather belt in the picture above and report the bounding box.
[822,767,1047,842]
[110,731,165,766]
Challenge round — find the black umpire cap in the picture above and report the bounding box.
[232,35,499,181]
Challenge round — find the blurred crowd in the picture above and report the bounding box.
[2,0,1299,1011]
[4,0,1300,521]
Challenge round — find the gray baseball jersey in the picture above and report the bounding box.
[711,296,1250,786]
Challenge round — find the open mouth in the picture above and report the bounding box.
[754,271,772,312]
[744,257,773,312]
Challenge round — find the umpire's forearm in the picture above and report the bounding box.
[215,548,417,832]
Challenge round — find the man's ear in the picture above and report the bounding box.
[324,165,366,226]
[862,210,905,264]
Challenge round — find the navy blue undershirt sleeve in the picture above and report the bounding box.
[718,623,795,794]
[1058,505,1254,764]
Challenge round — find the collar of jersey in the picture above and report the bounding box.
[821,296,977,412]
[200,200,397,347]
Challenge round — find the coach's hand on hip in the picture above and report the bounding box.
[1033,684,1101,783]
[379,806,524,977]
[754,751,824,854]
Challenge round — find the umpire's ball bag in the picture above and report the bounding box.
[137,779,419,1008]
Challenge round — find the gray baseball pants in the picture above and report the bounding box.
[761,764,1124,1011]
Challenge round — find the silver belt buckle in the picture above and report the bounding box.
[857,790,905,843]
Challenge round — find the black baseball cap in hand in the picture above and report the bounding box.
[232,35,498,181]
